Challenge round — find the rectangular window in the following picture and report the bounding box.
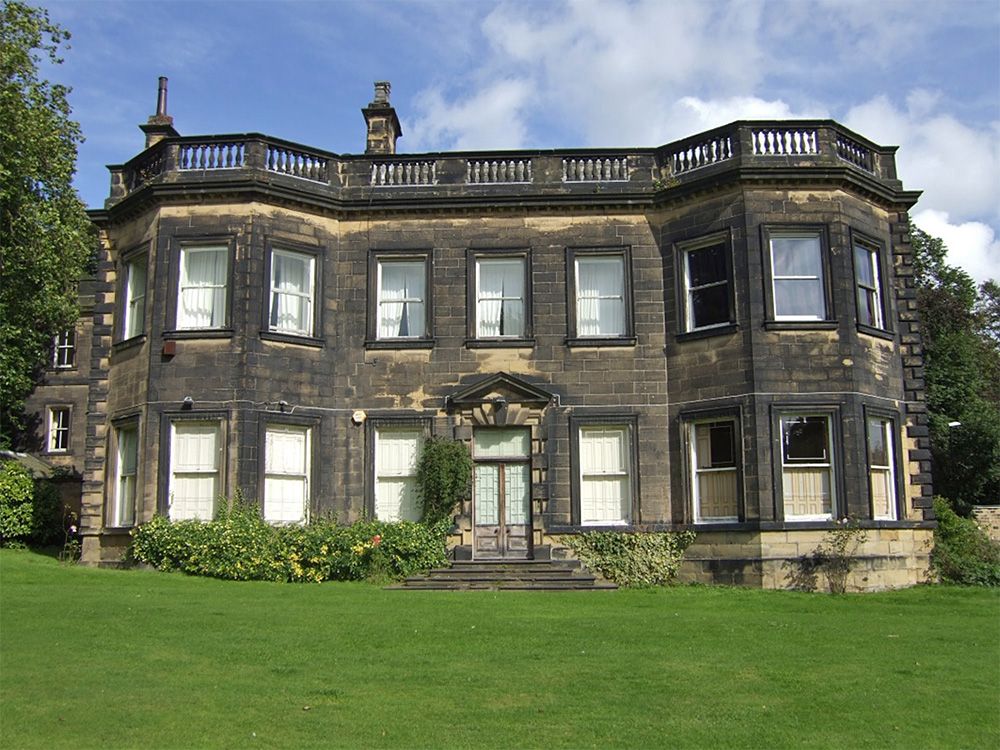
[690,420,739,522]
[168,422,221,521]
[374,427,423,522]
[769,231,827,320]
[378,260,426,339]
[264,425,310,524]
[575,255,626,337]
[682,241,732,331]
[269,249,315,336]
[781,415,835,520]
[111,424,138,527]
[579,425,632,525]
[52,329,76,368]
[867,417,898,520]
[123,255,147,339]
[854,240,885,330]
[47,407,70,452]
[178,245,228,329]
[476,257,526,338]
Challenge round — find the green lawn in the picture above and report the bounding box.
[1,550,998,749]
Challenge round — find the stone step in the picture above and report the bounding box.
[388,559,616,591]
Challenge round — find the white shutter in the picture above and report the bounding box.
[169,423,220,521]
[579,426,630,524]
[264,426,309,523]
[374,428,422,521]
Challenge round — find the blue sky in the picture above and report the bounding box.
[45,0,1000,282]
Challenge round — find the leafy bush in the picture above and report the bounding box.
[130,501,449,583]
[932,497,1000,586]
[562,530,697,588]
[416,436,471,525]
[0,462,34,544]
[30,478,65,545]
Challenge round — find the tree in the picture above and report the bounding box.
[911,227,1000,508]
[0,2,93,448]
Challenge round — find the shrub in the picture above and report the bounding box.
[130,501,449,583]
[0,462,34,544]
[932,497,1000,586]
[416,436,471,525]
[562,530,697,588]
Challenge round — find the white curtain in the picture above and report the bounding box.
[169,423,219,521]
[478,259,524,337]
[126,259,146,338]
[270,251,313,334]
[577,257,624,336]
[179,247,227,328]
[115,427,137,526]
[579,427,630,524]
[264,427,308,524]
[375,428,422,521]
[379,262,425,338]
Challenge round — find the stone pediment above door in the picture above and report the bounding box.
[445,372,555,426]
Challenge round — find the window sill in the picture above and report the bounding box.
[465,338,535,349]
[763,320,838,332]
[112,334,146,353]
[365,338,435,350]
[676,323,738,342]
[259,331,325,348]
[565,336,637,348]
[103,525,135,533]
[164,329,234,340]
[856,324,895,341]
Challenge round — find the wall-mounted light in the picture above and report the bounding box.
[181,395,194,409]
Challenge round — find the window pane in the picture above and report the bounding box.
[867,418,888,466]
[375,428,423,522]
[783,417,829,463]
[774,278,824,318]
[687,243,726,287]
[505,464,531,526]
[379,261,426,338]
[771,235,822,276]
[854,245,875,286]
[474,428,529,458]
[478,258,525,337]
[691,285,730,328]
[782,467,832,517]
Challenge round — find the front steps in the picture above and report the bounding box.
[388,559,617,591]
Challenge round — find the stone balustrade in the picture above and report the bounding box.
[107,121,898,206]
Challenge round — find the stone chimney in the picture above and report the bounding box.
[139,76,179,149]
[362,81,402,155]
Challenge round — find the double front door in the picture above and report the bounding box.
[473,428,532,559]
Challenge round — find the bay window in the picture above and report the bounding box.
[766,229,830,321]
[178,245,228,329]
[780,414,836,520]
[689,420,739,522]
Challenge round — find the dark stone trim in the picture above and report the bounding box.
[163,329,234,340]
[862,405,907,522]
[464,338,536,349]
[855,324,895,341]
[849,227,895,335]
[763,321,838,332]
[259,331,325,348]
[675,323,739,343]
[364,338,435,350]
[565,336,638,348]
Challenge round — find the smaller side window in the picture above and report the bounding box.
[52,329,76,369]
[853,238,887,330]
[689,420,739,522]
[867,415,899,521]
[47,406,70,453]
[764,228,831,322]
[263,425,310,524]
[679,236,733,333]
[268,248,316,337]
[780,414,836,521]
[111,423,139,527]
[123,254,148,339]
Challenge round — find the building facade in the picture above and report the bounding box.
[31,82,934,588]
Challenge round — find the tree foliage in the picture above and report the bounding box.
[0,2,93,447]
[911,227,1000,507]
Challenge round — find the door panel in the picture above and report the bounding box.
[473,428,532,559]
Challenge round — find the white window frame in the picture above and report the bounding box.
[682,241,731,332]
[780,414,836,521]
[574,254,627,338]
[52,329,76,368]
[177,244,229,330]
[377,259,427,339]
[373,426,424,522]
[867,416,898,521]
[263,424,310,524]
[168,421,222,521]
[123,255,147,339]
[47,407,70,453]
[768,231,827,321]
[111,423,138,527]
[578,425,632,526]
[268,248,316,337]
[476,256,526,338]
[854,240,885,330]
[688,419,739,523]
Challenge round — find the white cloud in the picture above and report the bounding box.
[667,96,828,136]
[912,209,1000,285]
[843,93,1000,224]
[407,79,533,151]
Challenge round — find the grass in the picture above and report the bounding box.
[1,549,998,749]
